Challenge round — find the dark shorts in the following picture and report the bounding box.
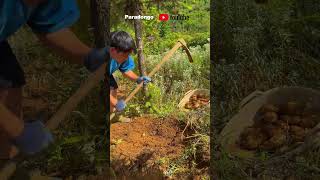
[110,75,118,89]
[0,41,26,88]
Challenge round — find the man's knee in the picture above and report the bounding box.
[110,88,118,113]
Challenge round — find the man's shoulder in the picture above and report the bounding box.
[31,0,79,15]
[0,1,34,41]
[127,55,134,62]
[121,55,134,65]
[117,55,133,64]
[1,1,29,14]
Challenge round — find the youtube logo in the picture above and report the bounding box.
[159,14,169,21]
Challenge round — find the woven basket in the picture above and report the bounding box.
[218,87,320,158]
[178,89,210,110]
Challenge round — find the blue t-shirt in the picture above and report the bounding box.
[109,54,135,76]
[0,0,80,41]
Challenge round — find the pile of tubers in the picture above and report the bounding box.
[184,94,209,109]
[239,102,319,151]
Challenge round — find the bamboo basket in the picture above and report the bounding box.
[219,87,320,158]
[178,89,210,110]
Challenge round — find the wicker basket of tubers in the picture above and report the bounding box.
[178,89,210,110]
[219,87,320,158]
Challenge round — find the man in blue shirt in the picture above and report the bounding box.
[0,0,150,159]
[108,31,151,113]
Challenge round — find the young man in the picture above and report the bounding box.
[0,0,107,158]
[108,31,151,112]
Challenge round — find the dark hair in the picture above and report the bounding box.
[110,31,136,53]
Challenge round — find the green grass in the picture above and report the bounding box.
[212,0,320,179]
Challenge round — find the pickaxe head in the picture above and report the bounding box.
[178,39,193,63]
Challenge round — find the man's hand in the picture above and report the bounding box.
[136,76,151,85]
[13,120,53,155]
[115,99,126,112]
[84,48,107,72]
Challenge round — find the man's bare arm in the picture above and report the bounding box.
[37,28,92,65]
[110,94,117,107]
[122,70,139,82]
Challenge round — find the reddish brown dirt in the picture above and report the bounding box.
[110,117,185,177]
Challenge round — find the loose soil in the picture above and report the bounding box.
[110,117,185,178]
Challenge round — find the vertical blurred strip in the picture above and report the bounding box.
[210,0,215,179]
[90,0,111,168]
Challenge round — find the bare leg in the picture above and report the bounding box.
[0,88,23,138]
[110,88,118,112]
[0,88,24,159]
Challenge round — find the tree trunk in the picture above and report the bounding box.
[90,0,110,48]
[90,0,110,166]
[133,1,147,93]
[134,20,146,77]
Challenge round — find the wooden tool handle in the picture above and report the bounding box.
[126,42,183,103]
[46,63,107,130]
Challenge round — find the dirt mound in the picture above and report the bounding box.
[110,117,185,177]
